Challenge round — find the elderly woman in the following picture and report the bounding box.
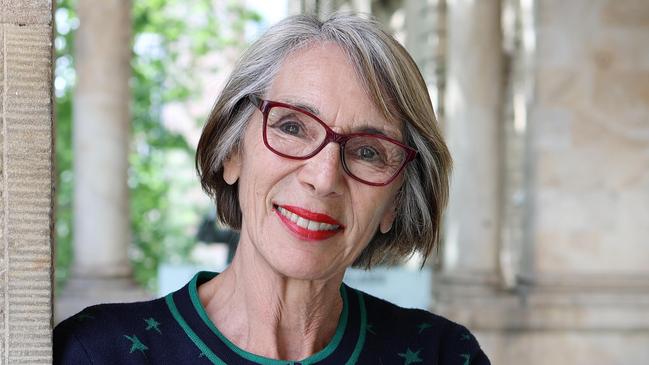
[55,14,490,364]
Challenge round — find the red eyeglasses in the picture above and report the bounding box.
[248,96,417,186]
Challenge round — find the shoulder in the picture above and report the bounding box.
[352,287,491,364]
[53,297,168,364]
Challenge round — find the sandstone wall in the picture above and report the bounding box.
[480,1,649,363]
[434,1,649,363]
[0,1,54,363]
[533,0,649,276]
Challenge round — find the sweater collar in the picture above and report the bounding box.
[165,271,367,365]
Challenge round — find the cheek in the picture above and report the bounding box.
[237,144,289,217]
[350,189,392,231]
[237,165,265,216]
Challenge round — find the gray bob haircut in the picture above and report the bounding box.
[196,13,452,268]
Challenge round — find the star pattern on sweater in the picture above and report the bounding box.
[75,313,95,322]
[124,334,149,354]
[398,348,423,365]
[460,353,471,365]
[367,323,377,335]
[417,322,432,334]
[144,317,162,334]
[460,333,472,341]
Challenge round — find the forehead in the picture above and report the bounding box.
[266,43,403,139]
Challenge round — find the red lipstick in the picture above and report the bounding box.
[274,204,344,241]
[281,205,342,225]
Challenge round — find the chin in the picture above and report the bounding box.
[269,256,344,282]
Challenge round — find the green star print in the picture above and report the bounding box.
[461,353,471,365]
[124,335,149,354]
[144,317,162,334]
[75,313,95,322]
[398,348,423,365]
[417,322,432,334]
[366,323,377,335]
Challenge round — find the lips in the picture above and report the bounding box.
[274,204,344,241]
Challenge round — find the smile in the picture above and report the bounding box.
[273,204,344,241]
[277,206,341,231]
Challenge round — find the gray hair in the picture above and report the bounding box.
[196,13,452,268]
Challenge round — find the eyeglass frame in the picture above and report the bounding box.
[248,95,418,186]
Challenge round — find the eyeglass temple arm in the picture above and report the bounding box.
[247,95,262,109]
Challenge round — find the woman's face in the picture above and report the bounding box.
[224,43,404,281]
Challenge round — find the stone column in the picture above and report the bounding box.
[56,0,149,322]
[487,0,649,363]
[72,0,131,278]
[287,0,371,16]
[442,0,503,279]
[402,0,446,116]
[432,0,505,340]
[434,1,649,363]
[0,1,54,363]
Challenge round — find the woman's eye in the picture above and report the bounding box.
[278,121,302,136]
[357,146,382,162]
[360,147,376,159]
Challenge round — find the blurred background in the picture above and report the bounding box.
[52,0,649,363]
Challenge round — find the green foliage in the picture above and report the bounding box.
[55,0,260,292]
[54,0,77,292]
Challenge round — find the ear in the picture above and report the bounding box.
[379,204,396,234]
[222,150,242,185]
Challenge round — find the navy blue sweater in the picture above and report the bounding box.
[54,271,490,364]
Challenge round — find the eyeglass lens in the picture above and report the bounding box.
[265,106,408,184]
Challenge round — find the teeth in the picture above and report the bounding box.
[277,206,340,231]
[296,217,308,228]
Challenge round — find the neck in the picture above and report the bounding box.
[198,241,344,361]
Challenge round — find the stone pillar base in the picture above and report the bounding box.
[55,275,153,324]
[433,274,649,364]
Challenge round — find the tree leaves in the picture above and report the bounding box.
[55,0,260,291]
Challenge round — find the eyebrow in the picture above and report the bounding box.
[278,97,403,141]
[355,125,402,140]
[280,98,321,116]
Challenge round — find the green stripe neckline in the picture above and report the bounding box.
[165,294,227,364]
[345,290,366,365]
[187,271,350,365]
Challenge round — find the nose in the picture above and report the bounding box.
[296,142,345,197]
